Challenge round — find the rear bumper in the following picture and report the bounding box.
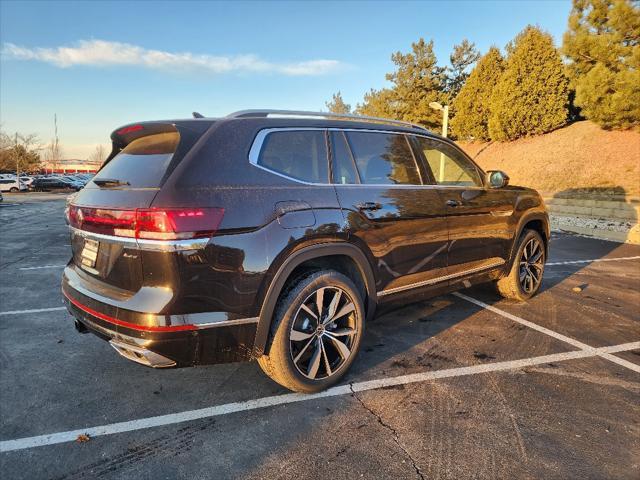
[62,267,258,367]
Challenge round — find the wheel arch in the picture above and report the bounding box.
[507,212,550,270]
[252,242,377,356]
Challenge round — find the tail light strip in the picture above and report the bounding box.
[66,205,224,241]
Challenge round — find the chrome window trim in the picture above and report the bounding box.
[69,226,210,252]
[249,127,487,188]
[249,126,457,188]
[377,259,505,297]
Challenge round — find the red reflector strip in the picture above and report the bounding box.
[63,291,197,332]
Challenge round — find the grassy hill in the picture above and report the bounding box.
[457,121,640,197]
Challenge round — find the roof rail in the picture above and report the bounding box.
[226,109,428,131]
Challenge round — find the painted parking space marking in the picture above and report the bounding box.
[546,255,640,266]
[18,265,66,271]
[1,341,638,453]
[453,292,640,374]
[0,306,66,316]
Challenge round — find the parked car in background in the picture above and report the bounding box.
[62,110,549,393]
[0,178,28,192]
[59,176,86,188]
[31,177,82,192]
[19,176,35,188]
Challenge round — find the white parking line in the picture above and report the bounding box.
[453,292,640,374]
[546,255,640,266]
[18,265,66,271]
[0,307,66,316]
[1,341,638,453]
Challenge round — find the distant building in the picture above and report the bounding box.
[41,158,102,173]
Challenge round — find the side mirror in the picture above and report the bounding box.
[487,170,509,189]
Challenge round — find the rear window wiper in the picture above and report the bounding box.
[93,178,131,187]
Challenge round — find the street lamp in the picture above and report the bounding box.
[429,101,449,138]
[429,101,449,183]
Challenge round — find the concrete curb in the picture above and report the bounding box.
[543,197,639,223]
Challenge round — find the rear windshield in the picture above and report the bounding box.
[93,132,180,188]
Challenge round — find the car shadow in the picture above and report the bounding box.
[342,185,638,380]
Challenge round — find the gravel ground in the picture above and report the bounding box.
[550,214,635,233]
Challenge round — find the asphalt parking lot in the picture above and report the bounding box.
[1,193,639,480]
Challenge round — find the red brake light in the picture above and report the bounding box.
[68,205,224,240]
[117,125,144,135]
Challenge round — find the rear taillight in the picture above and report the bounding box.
[67,205,224,240]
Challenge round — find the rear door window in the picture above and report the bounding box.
[257,130,328,183]
[93,132,180,188]
[345,131,421,185]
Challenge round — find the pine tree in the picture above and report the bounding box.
[445,39,481,100]
[489,26,569,141]
[451,47,504,141]
[385,38,447,130]
[325,91,351,114]
[355,88,399,119]
[563,0,640,129]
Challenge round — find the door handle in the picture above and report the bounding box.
[446,199,462,207]
[356,201,382,211]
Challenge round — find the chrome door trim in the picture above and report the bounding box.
[197,317,259,328]
[377,258,505,297]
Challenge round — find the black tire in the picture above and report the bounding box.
[496,229,546,301]
[257,270,365,393]
[9,187,18,193]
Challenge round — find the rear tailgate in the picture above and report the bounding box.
[67,121,212,294]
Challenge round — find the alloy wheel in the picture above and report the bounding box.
[519,237,544,294]
[289,286,358,380]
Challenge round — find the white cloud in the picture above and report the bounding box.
[1,39,345,76]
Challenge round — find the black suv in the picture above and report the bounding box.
[62,110,548,392]
[32,177,81,192]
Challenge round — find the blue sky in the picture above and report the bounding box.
[0,0,572,158]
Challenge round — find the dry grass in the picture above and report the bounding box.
[457,121,640,197]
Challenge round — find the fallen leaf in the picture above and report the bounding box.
[76,434,90,443]
[572,287,582,293]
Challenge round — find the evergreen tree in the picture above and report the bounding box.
[385,38,447,129]
[355,88,399,119]
[489,26,569,141]
[451,47,504,141]
[445,39,481,100]
[563,0,640,129]
[325,91,352,114]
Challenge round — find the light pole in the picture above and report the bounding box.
[429,101,449,182]
[429,101,449,138]
[14,133,21,190]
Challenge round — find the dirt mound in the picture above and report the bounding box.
[457,121,640,197]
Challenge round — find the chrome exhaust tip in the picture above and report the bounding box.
[109,339,176,368]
